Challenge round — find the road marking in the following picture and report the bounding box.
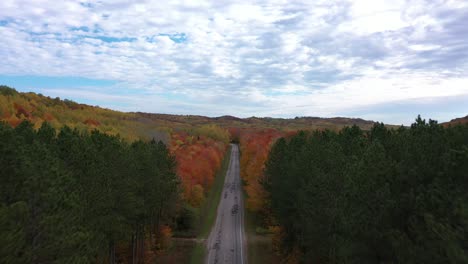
[206,145,245,264]
[237,147,244,264]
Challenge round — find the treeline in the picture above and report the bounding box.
[171,132,227,208]
[264,117,468,263]
[0,121,179,263]
[0,86,171,141]
[238,129,284,216]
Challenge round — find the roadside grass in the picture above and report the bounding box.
[188,145,233,263]
[197,145,232,238]
[242,184,280,264]
[157,238,197,264]
[189,242,206,264]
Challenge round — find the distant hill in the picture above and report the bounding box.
[1,85,381,140]
[443,115,468,126]
[134,112,377,131]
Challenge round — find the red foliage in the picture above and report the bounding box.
[83,119,101,126]
[43,112,55,121]
[227,127,241,141]
[13,102,31,118]
[238,128,284,216]
[7,116,22,127]
[170,133,227,206]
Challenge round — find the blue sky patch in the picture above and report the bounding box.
[159,33,187,43]
[71,26,90,32]
[91,36,137,43]
[0,75,116,91]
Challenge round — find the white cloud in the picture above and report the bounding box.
[0,0,467,124]
[409,44,441,51]
[336,0,408,35]
[338,10,408,35]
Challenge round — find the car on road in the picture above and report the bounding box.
[231,204,238,215]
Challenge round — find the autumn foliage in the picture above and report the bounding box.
[0,86,233,263]
[0,86,170,141]
[170,132,228,207]
[0,86,231,210]
[237,129,284,214]
[5,86,405,261]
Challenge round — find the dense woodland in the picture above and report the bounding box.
[0,85,372,230]
[4,85,467,263]
[264,117,468,263]
[0,86,231,226]
[170,130,228,207]
[236,129,284,217]
[0,120,180,263]
[0,86,239,263]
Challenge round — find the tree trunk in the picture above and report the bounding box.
[132,233,136,264]
[139,226,145,264]
[109,240,115,264]
[30,202,40,264]
[150,215,155,248]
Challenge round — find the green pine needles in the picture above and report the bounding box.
[0,121,179,263]
[264,116,468,263]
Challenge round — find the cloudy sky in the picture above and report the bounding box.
[1,0,467,124]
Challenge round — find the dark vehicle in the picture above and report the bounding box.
[231,204,238,215]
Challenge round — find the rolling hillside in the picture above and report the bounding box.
[2,85,466,263]
[0,85,378,138]
[443,115,468,126]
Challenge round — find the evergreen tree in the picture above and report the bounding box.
[264,117,468,263]
[0,121,180,263]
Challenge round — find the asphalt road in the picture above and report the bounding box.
[206,144,246,264]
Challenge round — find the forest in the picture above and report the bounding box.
[0,85,368,229]
[0,86,236,262]
[3,85,467,263]
[0,120,179,263]
[263,117,468,263]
